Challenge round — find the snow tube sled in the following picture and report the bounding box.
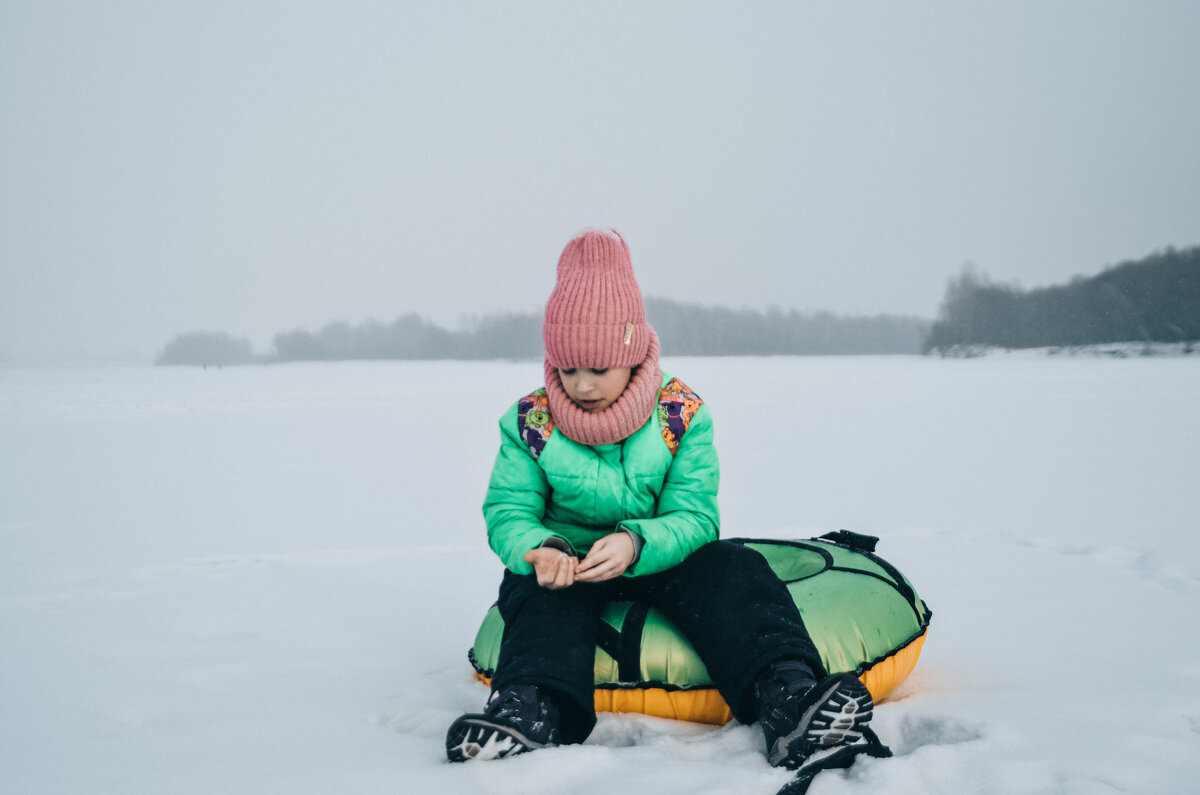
[468,532,932,725]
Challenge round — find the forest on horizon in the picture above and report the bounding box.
[155,300,929,366]
[924,245,1199,353]
[156,245,1198,366]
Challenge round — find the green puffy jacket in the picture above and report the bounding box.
[483,373,720,577]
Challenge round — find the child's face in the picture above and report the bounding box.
[557,367,632,413]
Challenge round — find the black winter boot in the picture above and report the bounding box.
[446,685,562,762]
[757,665,874,769]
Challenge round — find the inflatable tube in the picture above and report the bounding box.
[468,533,932,725]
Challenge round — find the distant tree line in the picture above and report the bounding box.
[645,299,926,356]
[155,330,259,367]
[270,312,543,362]
[925,246,1200,352]
[156,244,1198,366]
[155,303,928,366]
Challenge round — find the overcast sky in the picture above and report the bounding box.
[3,1,1198,363]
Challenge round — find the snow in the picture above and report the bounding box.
[2,356,1198,794]
[930,342,1198,359]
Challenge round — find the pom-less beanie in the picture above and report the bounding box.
[543,228,652,369]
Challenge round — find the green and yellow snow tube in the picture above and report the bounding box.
[468,533,932,725]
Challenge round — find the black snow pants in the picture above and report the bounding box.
[490,540,826,744]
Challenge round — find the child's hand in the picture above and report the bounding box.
[575,532,634,583]
[523,547,579,589]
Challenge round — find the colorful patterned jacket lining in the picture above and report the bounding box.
[516,377,703,460]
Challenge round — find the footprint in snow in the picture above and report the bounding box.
[888,714,987,756]
[1006,536,1200,598]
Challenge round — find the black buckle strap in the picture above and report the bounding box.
[617,602,651,684]
[819,529,879,553]
[777,727,893,794]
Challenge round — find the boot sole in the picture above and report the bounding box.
[768,674,874,768]
[446,714,551,762]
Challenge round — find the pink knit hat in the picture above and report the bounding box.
[543,228,652,368]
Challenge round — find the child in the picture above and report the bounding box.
[446,229,875,769]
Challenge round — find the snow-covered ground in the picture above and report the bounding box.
[930,341,1198,359]
[2,356,1198,794]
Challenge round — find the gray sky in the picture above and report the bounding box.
[3,1,1198,363]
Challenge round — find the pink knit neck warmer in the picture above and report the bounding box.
[543,330,662,446]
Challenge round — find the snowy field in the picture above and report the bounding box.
[2,355,1198,794]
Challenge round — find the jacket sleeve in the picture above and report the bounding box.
[481,404,570,574]
[619,404,720,575]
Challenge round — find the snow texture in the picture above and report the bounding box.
[2,356,1199,794]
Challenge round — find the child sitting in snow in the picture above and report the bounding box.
[446,228,875,770]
